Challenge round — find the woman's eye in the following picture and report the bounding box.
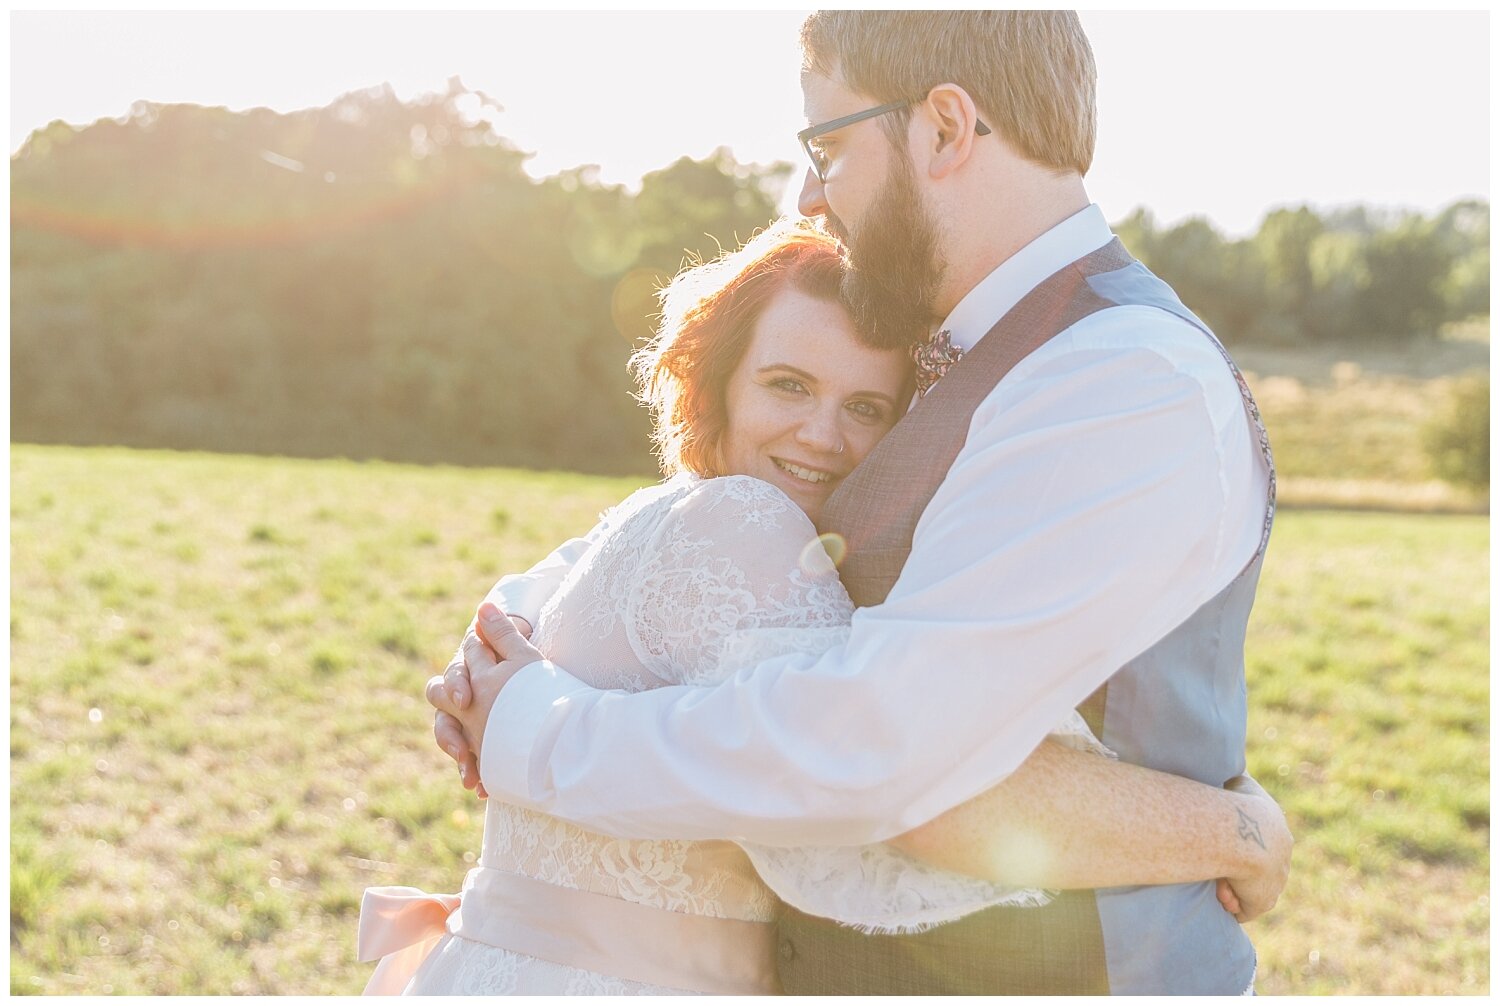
[771,378,807,395]
[847,400,885,422]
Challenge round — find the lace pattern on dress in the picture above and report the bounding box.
[626,476,852,686]
[431,473,1113,991]
[478,477,807,926]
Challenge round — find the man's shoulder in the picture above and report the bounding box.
[1013,304,1242,403]
[971,304,1257,461]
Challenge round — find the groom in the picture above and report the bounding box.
[432,11,1275,994]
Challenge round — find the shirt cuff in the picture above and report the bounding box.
[486,577,544,632]
[479,659,596,806]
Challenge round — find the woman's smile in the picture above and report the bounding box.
[771,457,840,485]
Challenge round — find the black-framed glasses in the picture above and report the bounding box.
[797,99,992,182]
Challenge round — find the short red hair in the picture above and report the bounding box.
[631,219,849,477]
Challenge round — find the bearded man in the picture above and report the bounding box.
[431,10,1279,994]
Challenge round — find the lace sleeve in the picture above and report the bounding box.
[621,475,1115,935]
[622,475,853,687]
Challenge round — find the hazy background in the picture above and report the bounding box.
[9,10,1490,480]
[11,11,1490,234]
[8,11,1490,996]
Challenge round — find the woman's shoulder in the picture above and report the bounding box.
[668,474,815,536]
[596,472,698,526]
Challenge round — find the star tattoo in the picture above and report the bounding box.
[1236,807,1266,850]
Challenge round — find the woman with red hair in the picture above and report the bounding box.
[631,217,911,521]
[359,219,1288,995]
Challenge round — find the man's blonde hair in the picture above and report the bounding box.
[800,11,1097,176]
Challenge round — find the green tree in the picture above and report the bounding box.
[1433,200,1489,322]
[1357,214,1453,341]
[1423,376,1490,490]
[11,84,794,474]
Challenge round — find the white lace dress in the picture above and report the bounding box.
[369,474,1106,995]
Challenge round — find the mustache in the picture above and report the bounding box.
[818,212,852,251]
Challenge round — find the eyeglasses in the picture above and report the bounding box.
[797,99,992,182]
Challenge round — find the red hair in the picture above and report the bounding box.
[631,219,850,477]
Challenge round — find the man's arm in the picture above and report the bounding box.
[888,741,1291,920]
[474,325,1266,846]
[448,610,1291,918]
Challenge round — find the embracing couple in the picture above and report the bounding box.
[358,10,1290,996]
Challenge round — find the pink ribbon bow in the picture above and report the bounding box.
[357,885,461,995]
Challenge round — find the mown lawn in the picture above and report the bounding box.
[10,444,1488,994]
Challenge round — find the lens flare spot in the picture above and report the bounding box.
[569,221,642,278]
[610,268,666,343]
[992,831,1055,884]
[803,532,847,572]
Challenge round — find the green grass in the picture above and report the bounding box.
[1242,509,1489,994]
[10,444,1488,994]
[10,445,639,995]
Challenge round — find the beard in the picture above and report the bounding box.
[823,152,946,352]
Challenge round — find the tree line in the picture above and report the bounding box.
[11,82,1488,474]
[1115,201,1487,347]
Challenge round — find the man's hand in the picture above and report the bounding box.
[1216,773,1293,922]
[429,606,536,799]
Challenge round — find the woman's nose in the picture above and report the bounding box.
[794,403,844,454]
[797,168,829,218]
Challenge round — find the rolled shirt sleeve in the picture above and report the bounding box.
[481,311,1265,847]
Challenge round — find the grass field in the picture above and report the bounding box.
[1236,331,1488,513]
[10,444,1489,994]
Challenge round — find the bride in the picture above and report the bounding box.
[358,220,1290,994]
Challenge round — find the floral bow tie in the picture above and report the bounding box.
[912,329,964,397]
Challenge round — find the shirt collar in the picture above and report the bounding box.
[937,203,1114,353]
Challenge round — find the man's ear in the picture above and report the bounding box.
[917,83,984,180]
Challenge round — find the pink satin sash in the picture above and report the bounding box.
[358,867,780,995]
[357,885,461,995]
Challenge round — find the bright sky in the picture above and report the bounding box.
[9,11,1490,236]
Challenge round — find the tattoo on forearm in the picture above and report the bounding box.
[1236,808,1266,850]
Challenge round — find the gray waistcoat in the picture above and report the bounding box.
[776,239,1276,995]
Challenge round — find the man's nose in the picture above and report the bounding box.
[797,168,829,218]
